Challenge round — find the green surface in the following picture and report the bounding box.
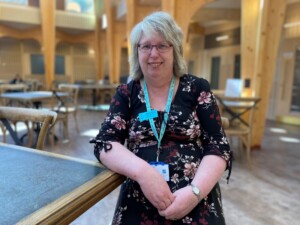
[0,146,104,225]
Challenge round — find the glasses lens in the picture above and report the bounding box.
[139,44,171,53]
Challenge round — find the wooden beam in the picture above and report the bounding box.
[192,8,240,23]
[161,0,214,60]
[40,0,56,90]
[0,25,41,43]
[105,0,113,83]
[242,0,286,148]
[94,0,104,82]
[98,30,107,81]
[126,0,137,56]
[241,0,260,86]
[105,0,126,84]
[113,22,126,83]
[56,31,95,45]
[188,22,205,35]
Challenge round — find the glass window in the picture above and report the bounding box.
[65,0,94,13]
[0,0,28,4]
[234,54,241,79]
[210,56,220,89]
[290,49,300,113]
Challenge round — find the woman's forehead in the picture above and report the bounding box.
[140,31,166,42]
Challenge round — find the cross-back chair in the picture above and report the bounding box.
[217,96,260,166]
[51,84,80,141]
[0,106,57,150]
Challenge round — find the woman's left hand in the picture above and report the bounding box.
[158,185,200,220]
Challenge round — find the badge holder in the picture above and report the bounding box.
[149,161,170,181]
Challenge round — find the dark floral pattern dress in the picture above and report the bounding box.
[91,74,232,225]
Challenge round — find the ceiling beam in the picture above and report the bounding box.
[192,8,240,23]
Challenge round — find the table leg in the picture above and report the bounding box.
[1,118,22,146]
[92,89,96,106]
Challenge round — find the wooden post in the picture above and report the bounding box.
[161,0,214,59]
[241,0,286,148]
[105,0,128,84]
[40,0,56,90]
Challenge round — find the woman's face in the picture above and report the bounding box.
[138,32,174,81]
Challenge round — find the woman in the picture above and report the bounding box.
[90,11,232,224]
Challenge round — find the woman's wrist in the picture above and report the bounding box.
[189,183,202,202]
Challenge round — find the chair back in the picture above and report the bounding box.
[219,96,260,166]
[219,96,260,128]
[0,83,27,93]
[0,106,57,150]
[221,116,229,129]
[58,84,79,108]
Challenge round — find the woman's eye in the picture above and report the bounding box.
[158,44,168,50]
[142,45,151,50]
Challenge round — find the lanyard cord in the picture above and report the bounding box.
[143,76,175,161]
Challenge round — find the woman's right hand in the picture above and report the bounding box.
[99,142,174,210]
[137,167,175,211]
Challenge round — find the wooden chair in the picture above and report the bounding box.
[221,116,229,129]
[217,96,260,166]
[51,84,80,141]
[0,106,57,150]
[0,83,28,105]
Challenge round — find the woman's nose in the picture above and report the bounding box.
[149,46,159,55]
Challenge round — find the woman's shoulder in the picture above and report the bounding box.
[115,79,141,96]
[180,74,210,90]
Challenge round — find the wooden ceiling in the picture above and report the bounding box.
[0,0,299,35]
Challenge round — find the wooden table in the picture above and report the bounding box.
[78,84,118,106]
[0,91,68,108]
[0,143,125,225]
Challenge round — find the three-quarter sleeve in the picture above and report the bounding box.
[90,84,131,162]
[195,78,232,181]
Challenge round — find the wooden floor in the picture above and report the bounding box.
[3,97,300,225]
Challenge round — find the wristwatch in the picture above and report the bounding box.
[190,183,201,202]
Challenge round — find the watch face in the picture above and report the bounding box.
[193,186,200,195]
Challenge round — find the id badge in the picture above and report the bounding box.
[149,162,169,181]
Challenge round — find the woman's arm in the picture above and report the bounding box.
[159,77,231,220]
[100,141,175,210]
[158,155,226,220]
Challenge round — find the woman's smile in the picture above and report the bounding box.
[148,62,163,67]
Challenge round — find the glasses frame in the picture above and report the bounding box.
[138,43,173,54]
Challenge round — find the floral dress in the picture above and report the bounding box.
[91,74,232,225]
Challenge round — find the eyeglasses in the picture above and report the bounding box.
[138,43,172,54]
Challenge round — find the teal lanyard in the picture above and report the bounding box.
[143,76,175,161]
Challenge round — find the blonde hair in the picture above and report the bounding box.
[129,11,187,80]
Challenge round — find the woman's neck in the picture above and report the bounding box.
[143,76,178,111]
[144,75,173,91]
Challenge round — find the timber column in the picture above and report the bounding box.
[94,0,106,81]
[242,0,286,148]
[40,0,56,90]
[161,0,212,60]
[105,0,126,84]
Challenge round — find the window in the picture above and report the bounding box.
[30,54,65,75]
[0,0,27,4]
[234,54,241,79]
[210,57,220,89]
[65,0,94,13]
[290,49,300,112]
